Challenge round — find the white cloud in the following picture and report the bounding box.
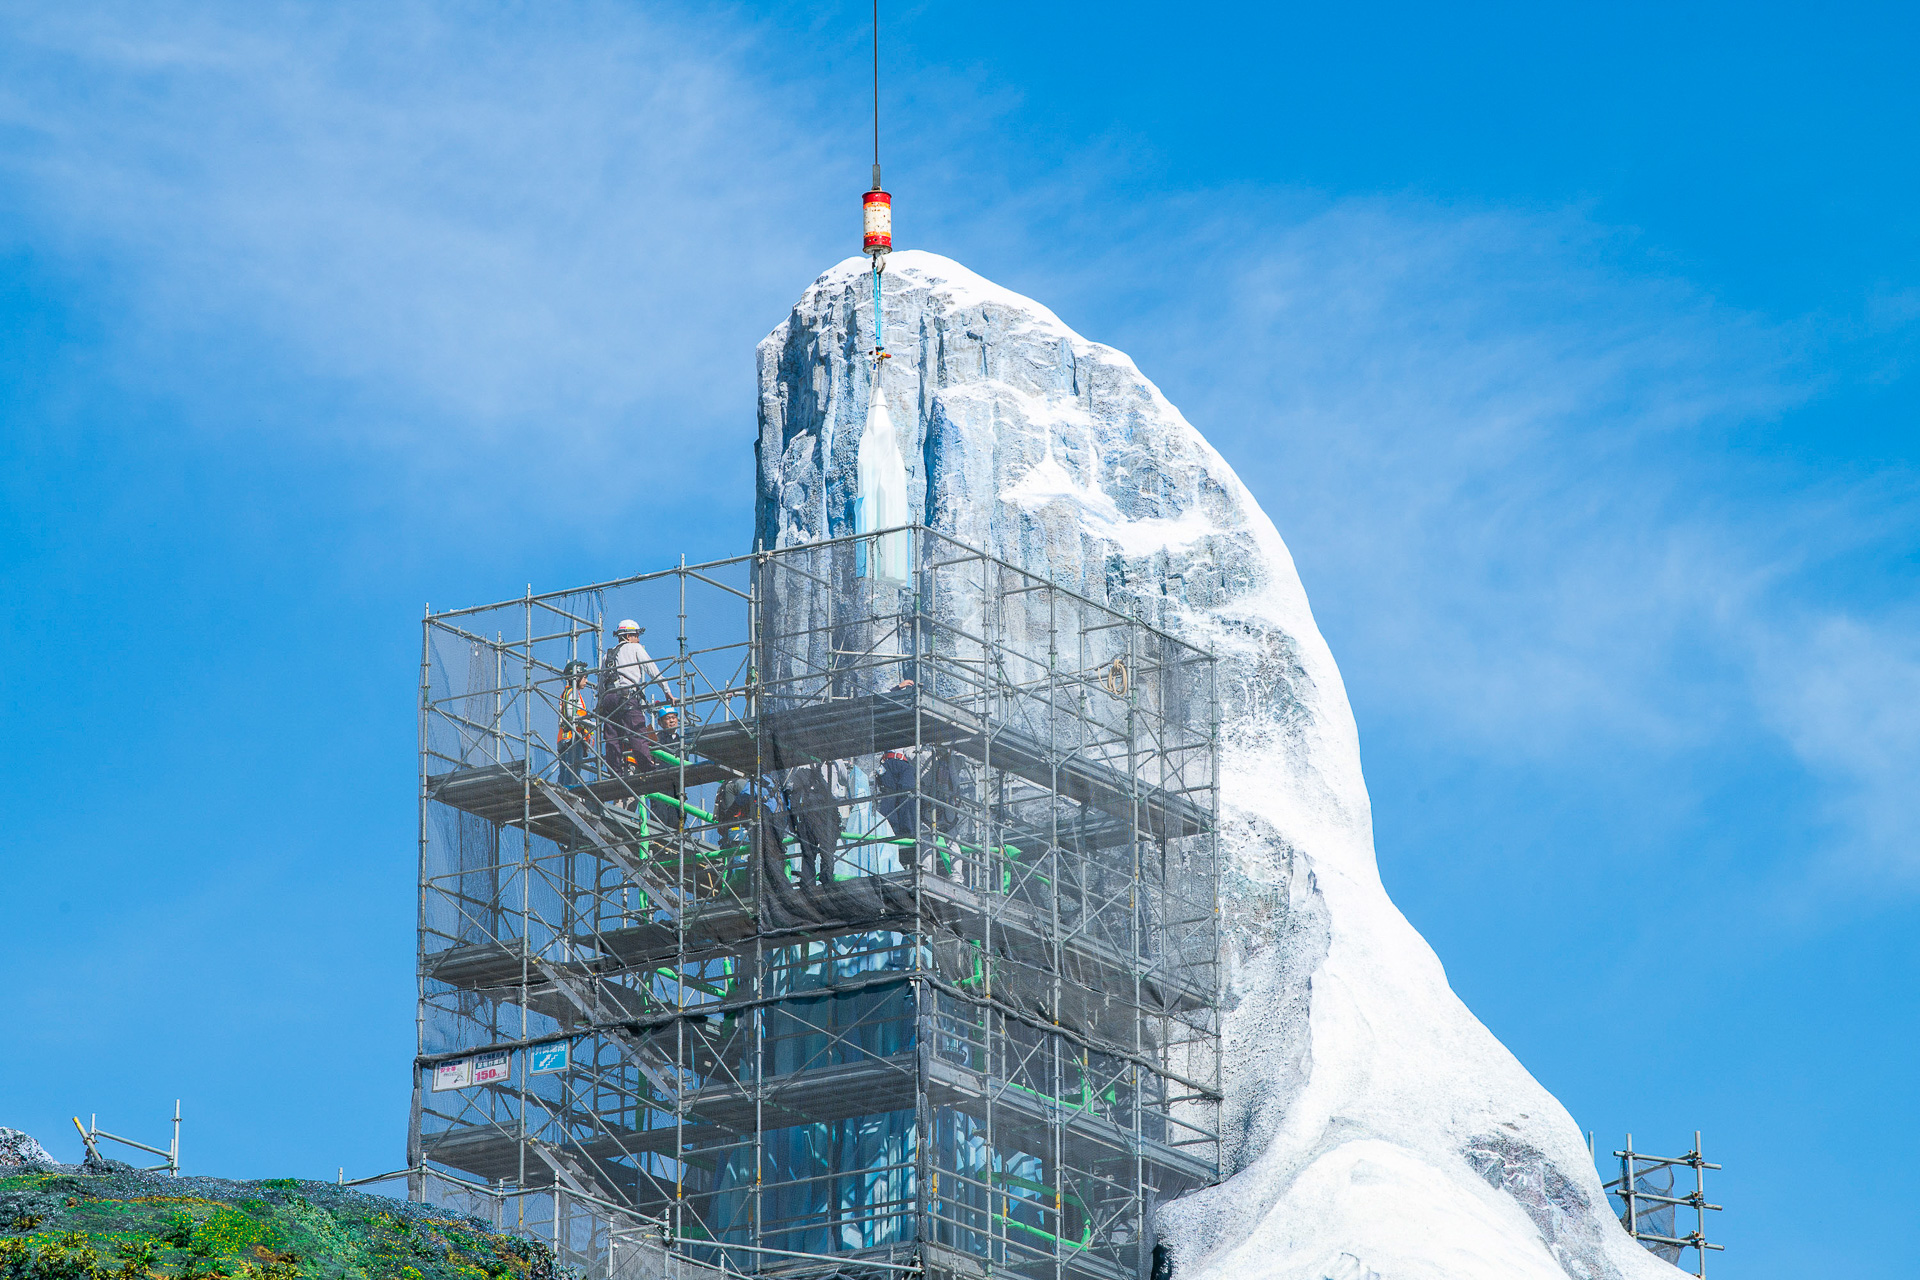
[0,1,848,481]
[1752,612,1920,880]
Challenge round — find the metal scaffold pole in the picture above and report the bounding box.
[1607,1131,1724,1277]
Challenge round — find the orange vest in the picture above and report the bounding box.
[557,681,593,745]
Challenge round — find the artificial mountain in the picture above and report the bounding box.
[752,251,1677,1280]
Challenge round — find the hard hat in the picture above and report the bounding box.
[615,619,642,634]
[564,660,589,675]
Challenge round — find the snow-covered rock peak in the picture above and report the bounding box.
[754,252,1677,1280]
[0,1127,58,1171]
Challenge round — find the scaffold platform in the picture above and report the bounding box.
[424,870,1213,1026]
[428,685,1212,844]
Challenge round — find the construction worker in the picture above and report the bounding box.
[876,747,918,841]
[648,708,688,833]
[556,660,595,786]
[717,777,795,897]
[876,678,918,840]
[878,740,968,879]
[598,619,667,776]
[781,763,842,888]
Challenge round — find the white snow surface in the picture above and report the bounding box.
[755,251,1679,1280]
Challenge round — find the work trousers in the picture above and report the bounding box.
[782,767,840,887]
[598,687,653,775]
[558,737,592,787]
[878,752,966,878]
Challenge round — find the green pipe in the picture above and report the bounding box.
[656,968,728,998]
[641,792,717,824]
[995,1213,1090,1250]
[1000,1077,1101,1117]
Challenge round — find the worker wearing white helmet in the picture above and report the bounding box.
[604,620,666,697]
[598,619,669,775]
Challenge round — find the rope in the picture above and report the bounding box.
[871,1,886,355]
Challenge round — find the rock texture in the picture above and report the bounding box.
[0,1128,57,1172]
[754,252,1677,1279]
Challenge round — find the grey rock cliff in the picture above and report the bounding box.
[754,252,1677,1280]
[0,1128,58,1171]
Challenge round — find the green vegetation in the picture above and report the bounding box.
[0,1173,555,1280]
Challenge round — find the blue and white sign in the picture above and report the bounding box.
[529,1042,570,1075]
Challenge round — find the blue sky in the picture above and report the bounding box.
[1,2,1914,1274]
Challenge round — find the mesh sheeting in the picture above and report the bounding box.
[604,1228,733,1280]
[410,1169,735,1280]
[1635,1171,1681,1264]
[414,530,1219,1280]
[1611,1165,1683,1264]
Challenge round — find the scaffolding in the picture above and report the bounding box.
[1604,1133,1722,1277]
[411,526,1222,1280]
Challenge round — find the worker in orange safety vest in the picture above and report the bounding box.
[557,659,595,786]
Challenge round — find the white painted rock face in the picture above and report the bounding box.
[0,1127,57,1170]
[755,252,1678,1280]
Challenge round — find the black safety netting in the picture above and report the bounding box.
[1612,1165,1683,1264]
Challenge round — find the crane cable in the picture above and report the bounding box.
[869,0,887,360]
[837,2,892,541]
